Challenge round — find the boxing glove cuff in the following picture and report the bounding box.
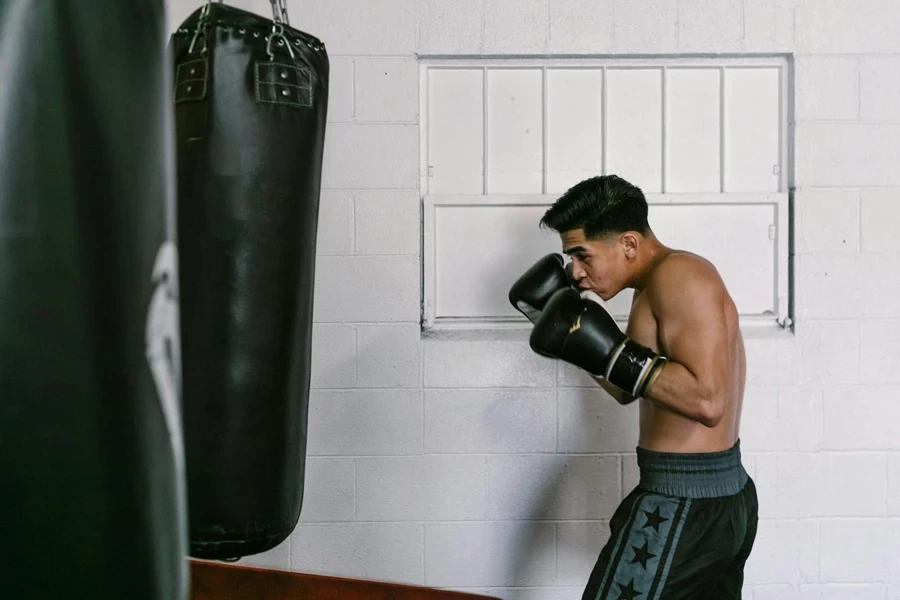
[605,339,668,398]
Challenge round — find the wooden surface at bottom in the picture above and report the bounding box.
[189,560,502,600]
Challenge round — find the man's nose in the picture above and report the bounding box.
[566,261,586,285]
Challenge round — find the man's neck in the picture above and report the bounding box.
[630,240,671,292]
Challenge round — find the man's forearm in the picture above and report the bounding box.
[592,375,638,405]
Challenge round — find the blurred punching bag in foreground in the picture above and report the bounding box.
[170,0,329,560]
[0,1,187,598]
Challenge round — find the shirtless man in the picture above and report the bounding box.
[509,175,758,599]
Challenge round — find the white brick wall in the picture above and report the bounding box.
[165,0,900,597]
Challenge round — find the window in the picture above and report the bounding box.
[420,57,793,332]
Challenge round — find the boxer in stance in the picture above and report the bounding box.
[509,175,757,599]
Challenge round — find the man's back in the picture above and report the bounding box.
[626,251,746,453]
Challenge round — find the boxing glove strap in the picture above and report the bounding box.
[605,338,665,397]
[638,356,667,398]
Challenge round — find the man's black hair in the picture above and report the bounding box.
[540,174,650,239]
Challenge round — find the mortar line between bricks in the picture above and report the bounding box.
[408,385,560,390]
[379,315,868,326]
[353,325,359,384]
[555,369,560,453]
[350,59,357,120]
[781,582,896,587]
[788,250,900,258]
[675,0,681,51]
[794,52,900,58]
[857,319,862,383]
[857,189,863,253]
[609,0,616,46]
[315,253,420,258]
[421,524,426,585]
[480,0,485,49]
[299,517,900,525]
[790,117,900,124]
[741,0,745,49]
[328,54,425,58]
[747,584,890,595]
[312,323,421,328]
[314,321,421,327]
[448,587,585,591]
[414,0,420,51]
[287,534,293,571]
[554,523,559,582]
[419,390,425,453]
[349,192,357,254]
[320,187,420,192]
[312,387,556,393]
[791,4,796,42]
[327,119,421,125]
[322,452,629,459]
[310,386,434,393]
[815,520,821,581]
[311,450,899,458]
[818,386,824,452]
[301,518,613,525]
[856,57,862,120]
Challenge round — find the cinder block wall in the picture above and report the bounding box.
[166,1,900,598]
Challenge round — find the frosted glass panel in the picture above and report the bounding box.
[606,69,663,193]
[431,202,776,319]
[546,69,604,194]
[665,69,721,193]
[724,68,781,192]
[428,69,484,194]
[486,69,543,194]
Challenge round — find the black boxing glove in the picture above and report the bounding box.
[529,288,667,397]
[508,253,572,324]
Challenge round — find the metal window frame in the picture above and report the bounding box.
[419,55,794,334]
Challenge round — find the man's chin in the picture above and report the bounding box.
[597,290,621,303]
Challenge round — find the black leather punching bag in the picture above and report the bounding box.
[0,2,187,599]
[169,2,329,560]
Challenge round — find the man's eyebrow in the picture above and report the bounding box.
[564,246,587,255]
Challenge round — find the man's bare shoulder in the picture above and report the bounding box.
[645,251,727,308]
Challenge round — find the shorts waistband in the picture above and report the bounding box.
[636,440,749,499]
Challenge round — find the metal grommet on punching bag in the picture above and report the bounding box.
[168,0,329,561]
[1,2,187,599]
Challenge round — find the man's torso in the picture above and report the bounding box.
[626,252,746,453]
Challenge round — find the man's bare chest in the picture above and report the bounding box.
[626,293,661,354]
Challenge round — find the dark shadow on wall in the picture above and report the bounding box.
[506,367,640,598]
[223,322,357,574]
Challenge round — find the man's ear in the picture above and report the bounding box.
[620,232,640,258]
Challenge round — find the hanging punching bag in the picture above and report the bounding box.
[169,1,329,560]
[0,1,187,599]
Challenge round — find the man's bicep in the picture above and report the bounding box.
[654,278,729,395]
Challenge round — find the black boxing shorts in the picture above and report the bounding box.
[582,441,758,600]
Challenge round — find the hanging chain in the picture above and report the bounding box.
[266,0,295,60]
[269,0,290,26]
[188,0,213,54]
[189,0,296,61]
